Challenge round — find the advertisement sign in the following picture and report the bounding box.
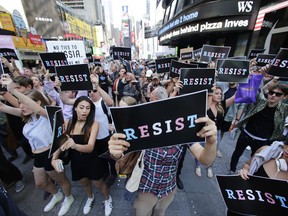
[110,90,207,154]
[28,33,42,46]
[65,13,93,39]
[12,36,46,52]
[46,40,86,65]
[0,12,16,32]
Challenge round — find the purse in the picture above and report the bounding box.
[125,150,145,192]
[235,74,263,103]
[115,151,141,178]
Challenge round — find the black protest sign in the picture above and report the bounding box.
[216,175,288,216]
[45,105,61,130]
[216,59,250,83]
[0,48,19,61]
[248,48,265,59]
[155,57,178,73]
[180,47,193,60]
[148,62,156,70]
[189,60,208,68]
[193,48,202,61]
[200,45,231,63]
[256,53,276,67]
[110,90,207,154]
[94,59,101,66]
[267,48,288,78]
[179,68,215,93]
[0,63,7,92]
[229,56,247,60]
[55,64,93,91]
[47,108,67,158]
[39,52,68,74]
[112,47,131,61]
[86,53,94,63]
[169,60,198,78]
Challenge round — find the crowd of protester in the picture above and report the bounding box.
[0,51,288,216]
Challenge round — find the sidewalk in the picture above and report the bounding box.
[7,132,251,216]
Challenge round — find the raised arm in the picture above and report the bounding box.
[90,74,113,106]
[189,116,217,166]
[0,100,21,116]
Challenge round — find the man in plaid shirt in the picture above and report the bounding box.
[109,86,217,215]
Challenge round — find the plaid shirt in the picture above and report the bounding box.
[138,145,185,198]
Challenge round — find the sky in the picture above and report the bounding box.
[111,0,146,28]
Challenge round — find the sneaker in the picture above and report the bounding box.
[22,155,32,164]
[195,166,202,177]
[83,194,94,215]
[216,150,222,158]
[246,146,251,151]
[44,191,64,212]
[207,167,213,178]
[176,176,184,190]
[104,196,113,216]
[58,195,74,216]
[15,178,25,193]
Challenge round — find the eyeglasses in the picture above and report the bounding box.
[89,89,98,93]
[268,91,284,97]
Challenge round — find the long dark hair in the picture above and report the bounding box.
[67,96,95,142]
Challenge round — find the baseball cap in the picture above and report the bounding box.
[152,73,159,80]
[146,70,153,78]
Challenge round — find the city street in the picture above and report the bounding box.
[7,131,251,216]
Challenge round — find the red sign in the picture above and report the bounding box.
[64,33,82,39]
[28,33,42,45]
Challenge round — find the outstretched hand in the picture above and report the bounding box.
[0,74,16,92]
[195,116,217,145]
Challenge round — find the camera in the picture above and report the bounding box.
[57,160,64,172]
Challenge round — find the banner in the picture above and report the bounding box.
[0,48,18,60]
[267,48,288,78]
[110,90,207,154]
[55,64,93,91]
[216,175,288,215]
[28,33,42,46]
[180,47,194,60]
[112,47,131,61]
[179,68,215,93]
[155,57,178,73]
[200,45,231,62]
[169,60,198,78]
[45,106,67,158]
[216,59,250,83]
[256,53,276,67]
[248,48,265,59]
[46,40,86,65]
[0,12,16,33]
[39,52,68,74]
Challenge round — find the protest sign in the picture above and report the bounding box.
[155,57,178,73]
[256,53,276,67]
[229,56,247,60]
[0,48,18,60]
[216,175,288,216]
[55,64,93,91]
[193,48,202,61]
[200,45,231,62]
[112,47,131,61]
[180,47,194,60]
[169,60,198,78]
[267,48,288,78]
[216,59,250,83]
[86,53,94,63]
[39,52,68,74]
[110,90,207,154]
[248,48,265,59]
[179,68,215,93]
[46,40,86,65]
[45,106,67,158]
[0,63,7,92]
[94,59,101,66]
[119,56,131,72]
[189,60,208,68]
[148,61,156,70]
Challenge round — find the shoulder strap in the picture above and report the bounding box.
[101,99,112,124]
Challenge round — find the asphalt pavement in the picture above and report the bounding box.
[6,131,251,216]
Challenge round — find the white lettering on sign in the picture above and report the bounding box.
[238,1,254,13]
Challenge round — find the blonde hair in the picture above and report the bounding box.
[120,96,137,106]
[215,86,224,116]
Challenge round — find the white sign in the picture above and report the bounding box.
[46,40,86,65]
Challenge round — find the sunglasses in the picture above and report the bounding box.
[89,89,98,93]
[268,91,284,97]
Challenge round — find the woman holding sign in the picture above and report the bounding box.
[54,96,113,216]
[0,75,74,216]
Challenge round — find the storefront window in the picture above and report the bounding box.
[164,5,171,23]
[169,0,178,20]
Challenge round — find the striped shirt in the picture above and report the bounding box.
[138,145,185,198]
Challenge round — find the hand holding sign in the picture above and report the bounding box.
[0,74,15,92]
[60,134,76,151]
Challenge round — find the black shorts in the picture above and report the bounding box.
[34,150,54,171]
[221,121,232,132]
